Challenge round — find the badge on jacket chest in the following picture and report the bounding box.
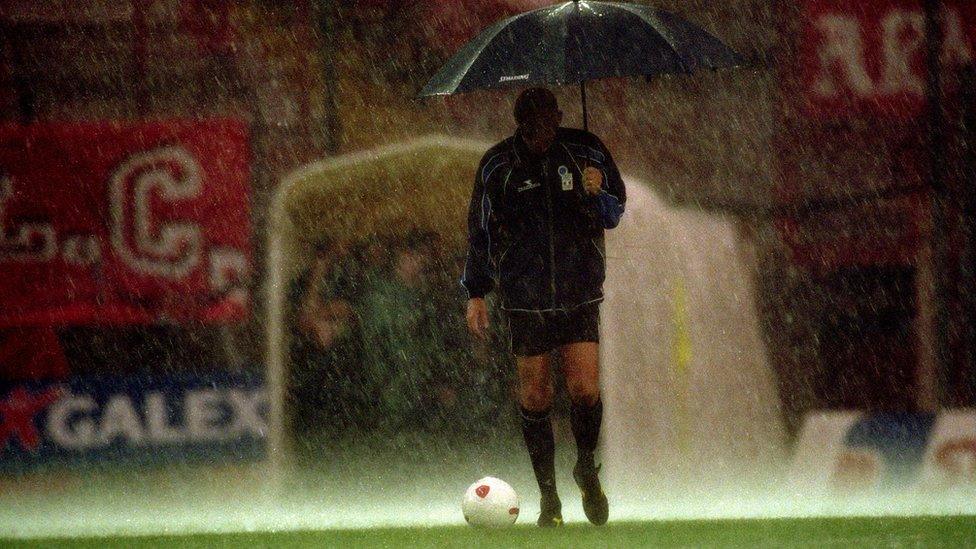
[558,165,573,191]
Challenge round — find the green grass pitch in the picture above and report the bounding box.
[5,516,975,548]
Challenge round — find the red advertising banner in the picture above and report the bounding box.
[798,0,976,119]
[0,119,251,327]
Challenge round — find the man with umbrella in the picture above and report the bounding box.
[462,87,625,527]
[422,0,744,527]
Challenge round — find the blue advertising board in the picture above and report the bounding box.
[842,412,937,483]
[0,372,267,472]
[791,410,976,492]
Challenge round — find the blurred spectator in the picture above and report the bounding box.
[297,248,355,351]
[287,230,514,443]
[355,230,441,430]
[287,238,366,437]
[354,229,508,434]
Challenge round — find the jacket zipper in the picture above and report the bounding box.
[543,160,557,308]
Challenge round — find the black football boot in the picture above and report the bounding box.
[537,489,563,527]
[573,456,608,526]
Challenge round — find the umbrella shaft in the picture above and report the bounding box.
[581,80,588,132]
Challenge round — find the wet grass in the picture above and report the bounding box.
[7,515,975,548]
[2,424,973,545]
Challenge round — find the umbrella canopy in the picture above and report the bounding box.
[419,0,745,128]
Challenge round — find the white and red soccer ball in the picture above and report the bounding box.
[461,476,520,527]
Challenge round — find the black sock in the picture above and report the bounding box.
[570,398,603,465]
[520,406,557,496]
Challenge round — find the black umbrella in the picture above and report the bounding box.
[419,0,746,130]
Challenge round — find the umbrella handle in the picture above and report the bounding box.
[580,81,591,174]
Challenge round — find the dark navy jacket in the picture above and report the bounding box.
[461,127,626,312]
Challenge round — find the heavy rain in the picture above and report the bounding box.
[0,1,974,546]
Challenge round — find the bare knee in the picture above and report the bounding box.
[561,342,600,406]
[519,378,554,411]
[517,355,554,411]
[566,379,600,406]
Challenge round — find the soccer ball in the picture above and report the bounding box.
[461,476,520,527]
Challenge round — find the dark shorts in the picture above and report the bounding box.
[504,303,601,357]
